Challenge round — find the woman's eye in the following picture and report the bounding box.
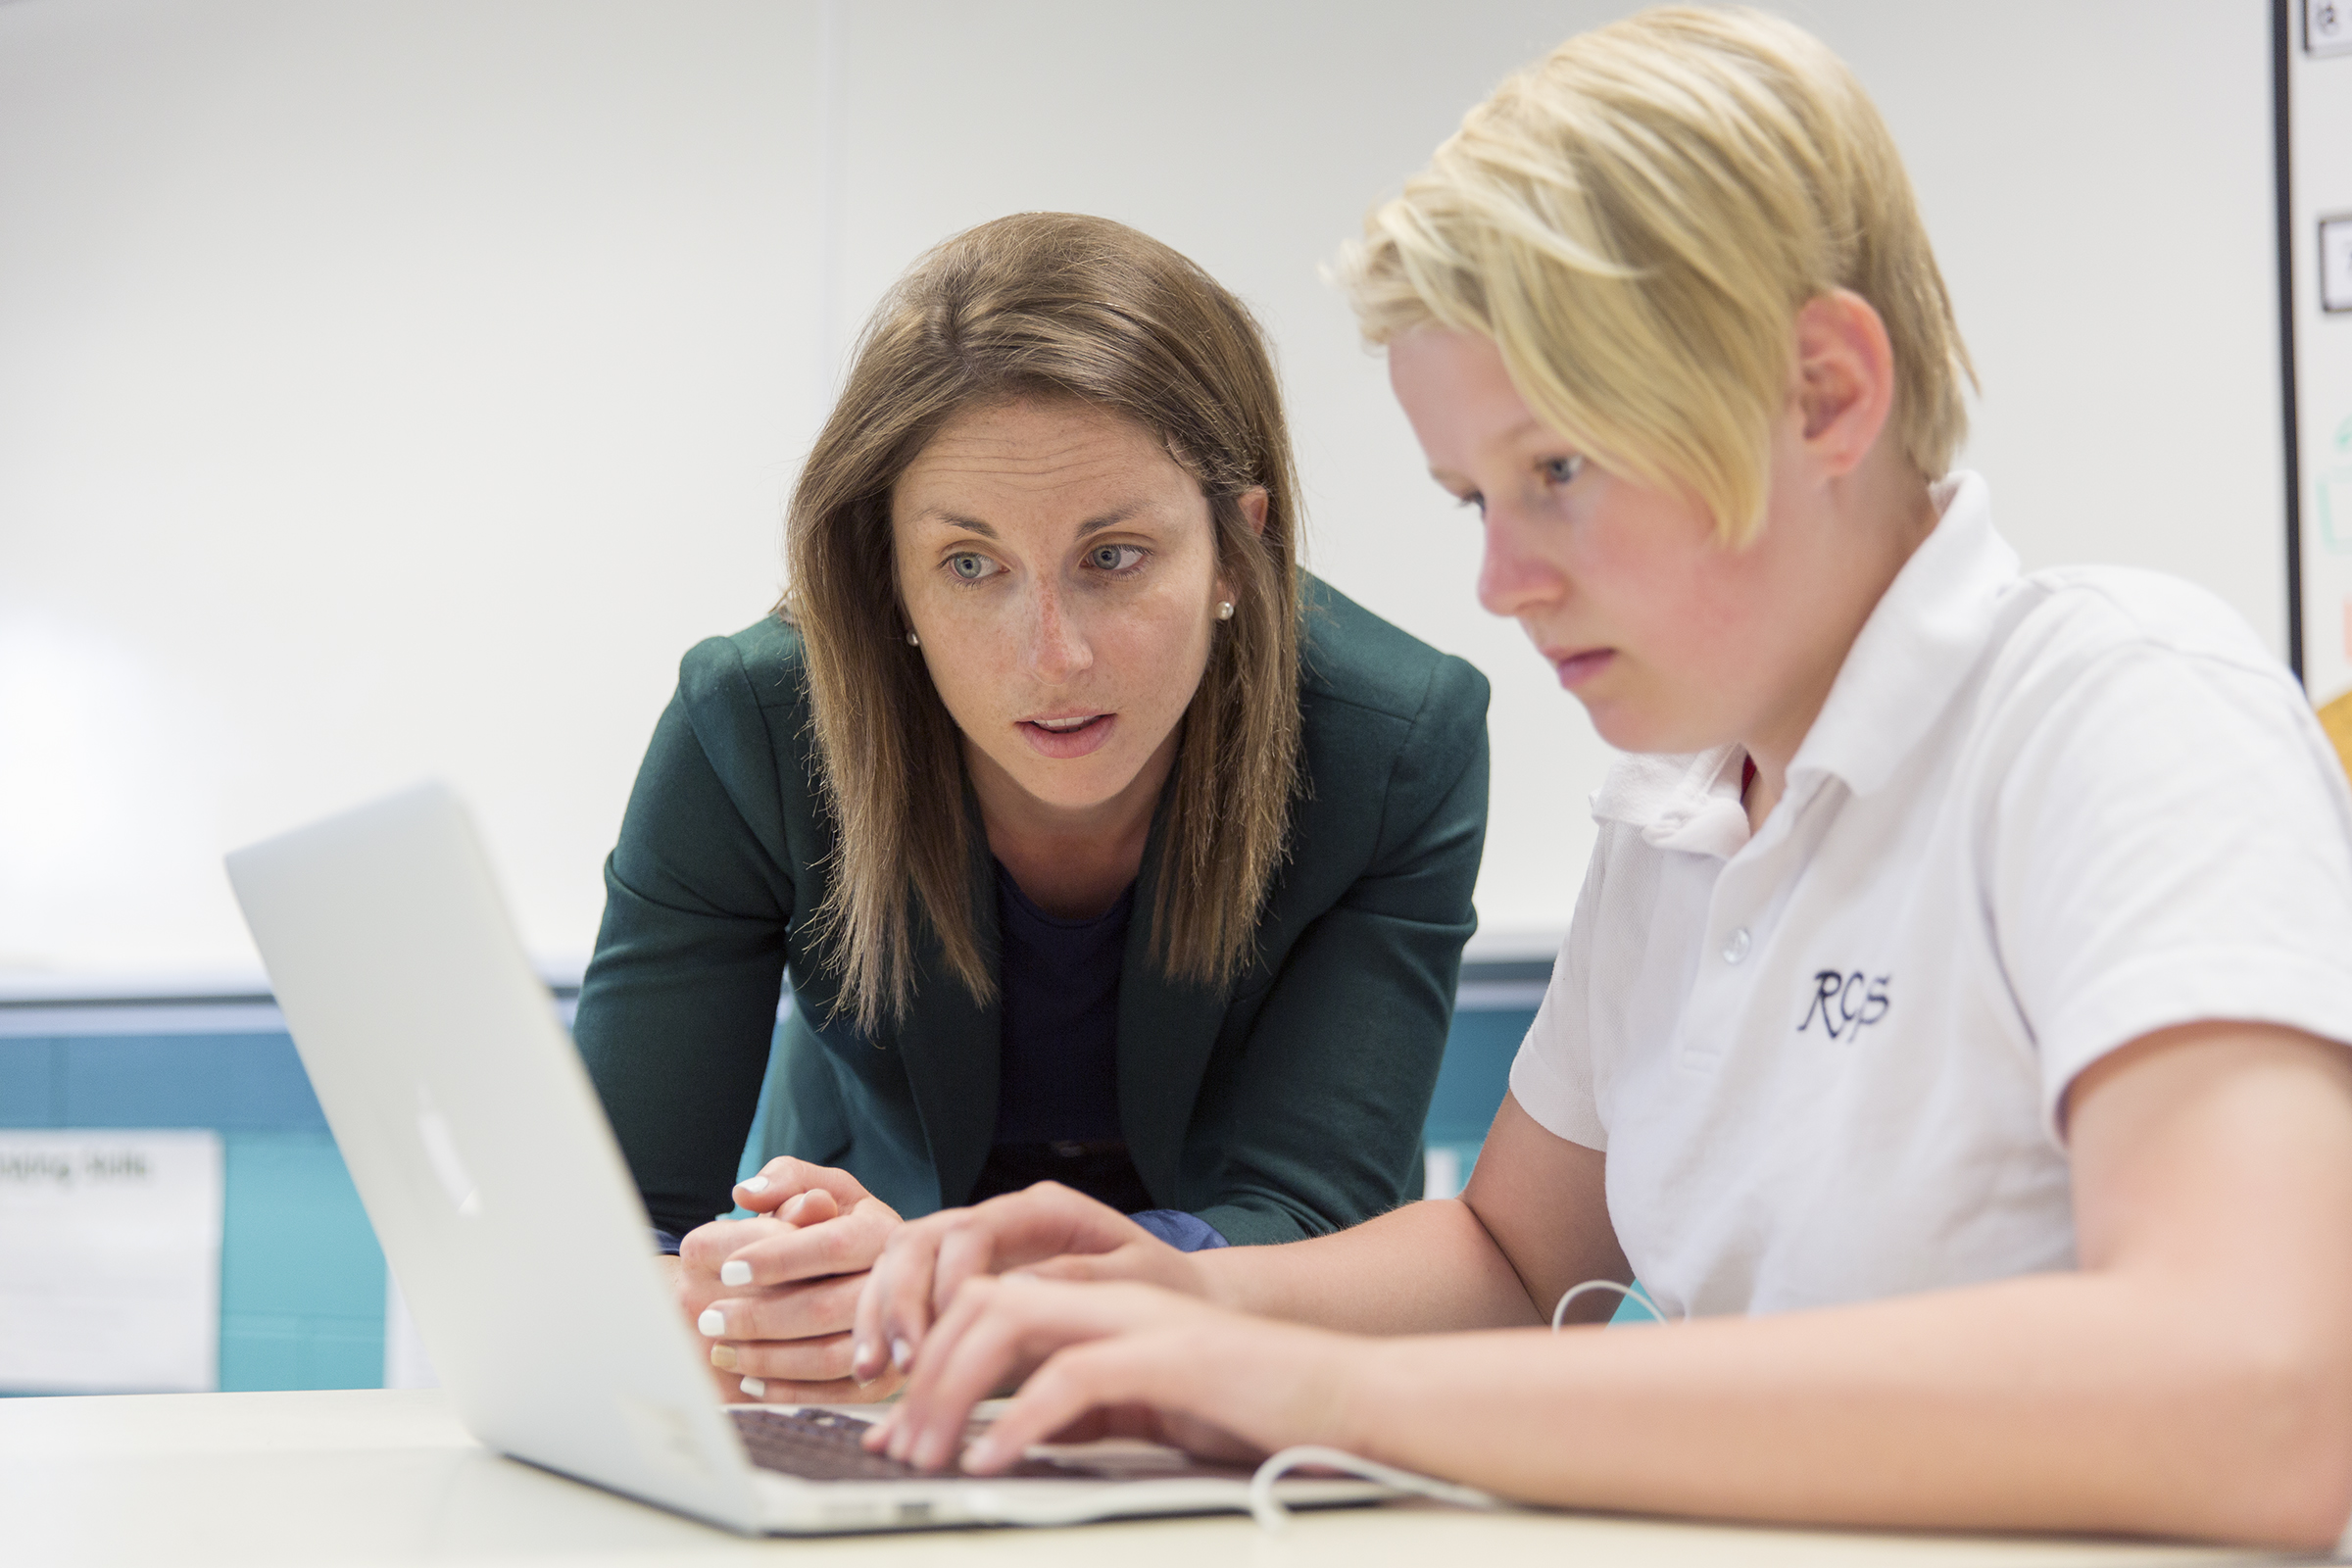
[948,553,999,582]
[1455,492,1487,517]
[1542,455,1586,486]
[1087,544,1144,572]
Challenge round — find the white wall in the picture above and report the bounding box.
[0,0,825,983]
[0,0,2288,987]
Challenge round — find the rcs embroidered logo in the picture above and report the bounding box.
[1798,970,1890,1041]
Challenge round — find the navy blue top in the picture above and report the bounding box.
[972,864,1225,1253]
[989,867,1129,1144]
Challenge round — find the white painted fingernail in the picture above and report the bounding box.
[698,1308,726,1337]
[719,1260,753,1287]
[740,1377,765,1398]
[891,1337,912,1370]
[741,1175,770,1194]
[781,1193,808,1220]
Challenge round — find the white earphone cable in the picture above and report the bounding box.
[1549,1278,1672,1332]
[1243,1278,1672,1530]
[1247,1445,1505,1531]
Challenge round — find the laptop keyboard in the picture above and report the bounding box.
[729,1407,1081,1482]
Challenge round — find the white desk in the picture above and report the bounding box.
[0,1390,2292,1566]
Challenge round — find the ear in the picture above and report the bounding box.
[1791,290,1898,480]
[1213,489,1268,614]
[1236,486,1269,536]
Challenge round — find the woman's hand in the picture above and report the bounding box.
[849,1180,1211,1383]
[676,1157,905,1403]
[864,1273,1358,1474]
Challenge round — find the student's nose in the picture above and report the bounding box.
[1023,580,1093,684]
[1475,506,1566,622]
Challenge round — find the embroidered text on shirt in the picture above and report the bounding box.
[1799,970,1890,1041]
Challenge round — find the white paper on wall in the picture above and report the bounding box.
[0,1130,224,1393]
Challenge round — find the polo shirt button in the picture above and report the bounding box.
[1722,927,1751,964]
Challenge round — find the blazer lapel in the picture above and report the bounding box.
[1115,830,1230,1207]
[889,851,1003,1212]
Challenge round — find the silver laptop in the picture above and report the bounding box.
[224,781,1389,1535]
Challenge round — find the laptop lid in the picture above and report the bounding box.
[225,781,768,1534]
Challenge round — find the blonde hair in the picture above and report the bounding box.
[784,213,1302,1032]
[1341,5,1975,541]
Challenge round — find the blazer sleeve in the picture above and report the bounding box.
[1185,656,1491,1245]
[572,636,800,1239]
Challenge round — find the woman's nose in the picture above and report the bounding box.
[1024,583,1092,683]
[1475,507,1565,621]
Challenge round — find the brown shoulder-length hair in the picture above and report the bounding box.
[782,213,1304,1032]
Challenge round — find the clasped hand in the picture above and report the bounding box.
[668,1157,905,1403]
[674,1166,1200,1407]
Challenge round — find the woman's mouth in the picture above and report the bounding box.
[1018,712,1117,759]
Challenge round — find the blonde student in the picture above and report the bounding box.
[839,7,2352,1548]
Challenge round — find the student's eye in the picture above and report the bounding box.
[1541,455,1586,487]
[947,552,1002,583]
[1455,491,1488,518]
[1086,543,1146,573]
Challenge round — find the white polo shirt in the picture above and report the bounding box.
[1509,473,2352,1321]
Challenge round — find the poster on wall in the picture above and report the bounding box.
[2286,0,2352,778]
[0,1130,224,1393]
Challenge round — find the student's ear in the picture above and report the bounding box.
[1791,290,1898,479]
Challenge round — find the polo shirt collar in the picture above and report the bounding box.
[1592,746,1751,859]
[1788,471,2017,800]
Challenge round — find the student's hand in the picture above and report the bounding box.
[674,1158,906,1404]
[849,1181,1211,1384]
[863,1274,1353,1474]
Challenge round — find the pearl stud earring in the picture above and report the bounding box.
[906,630,920,647]
[1215,601,1234,621]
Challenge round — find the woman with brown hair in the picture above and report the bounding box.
[572,212,1490,1404]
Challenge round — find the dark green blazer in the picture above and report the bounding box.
[574,575,1489,1246]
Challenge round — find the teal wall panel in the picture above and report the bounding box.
[0,1038,60,1125]
[220,1313,387,1392]
[60,1035,324,1131]
[1425,1007,1528,1148]
[217,1131,385,1392]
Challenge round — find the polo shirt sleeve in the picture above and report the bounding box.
[1990,640,2352,1139]
[1508,837,1614,1152]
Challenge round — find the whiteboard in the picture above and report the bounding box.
[2289,0,2352,749]
[0,0,2294,992]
